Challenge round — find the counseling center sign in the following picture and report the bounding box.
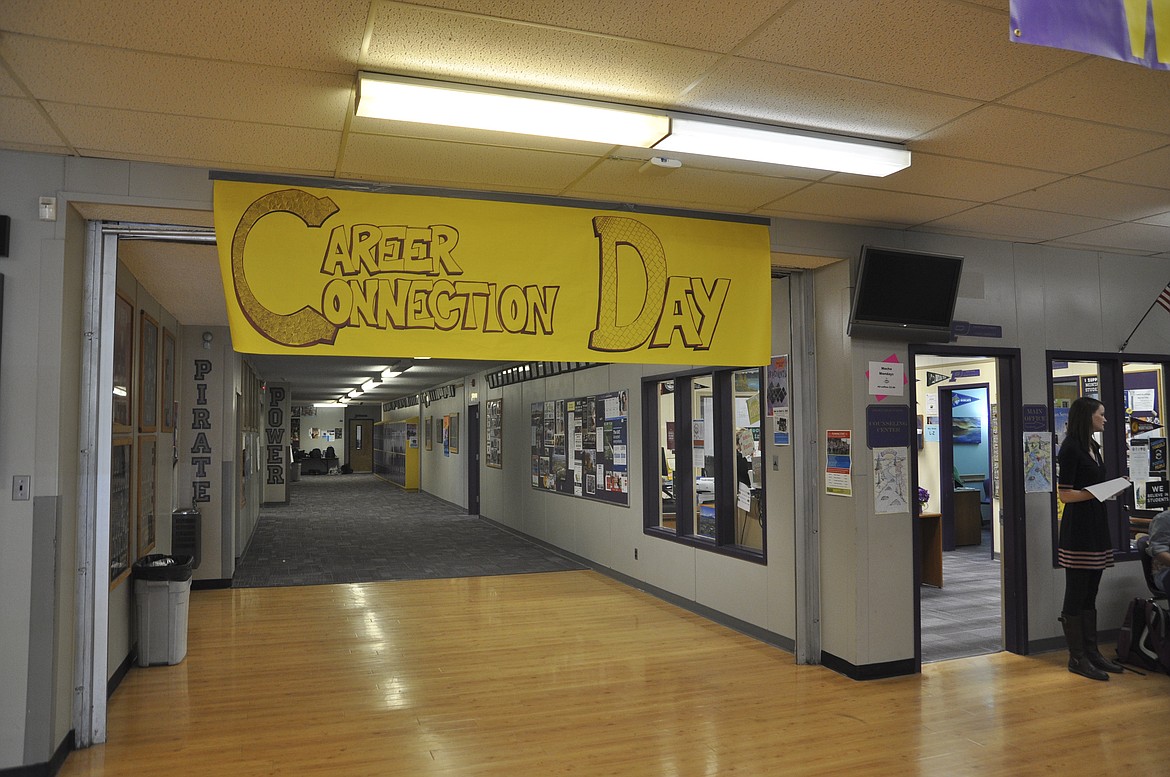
[213,181,771,365]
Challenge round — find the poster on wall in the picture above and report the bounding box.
[137,436,158,558]
[766,354,789,417]
[1023,432,1053,493]
[449,412,460,454]
[825,430,852,497]
[531,390,629,506]
[442,415,450,457]
[425,416,432,451]
[486,399,503,468]
[110,438,132,586]
[873,446,908,514]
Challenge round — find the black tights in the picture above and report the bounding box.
[1062,568,1103,615]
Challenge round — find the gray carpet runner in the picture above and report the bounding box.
[232,474,586,588]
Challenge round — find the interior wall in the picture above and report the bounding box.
[299,406,346,463]
[417,385,467,508]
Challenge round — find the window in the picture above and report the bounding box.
[643,367,766,560]
[1048,353,1168,560]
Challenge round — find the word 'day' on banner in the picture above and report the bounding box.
[213,181,771,366]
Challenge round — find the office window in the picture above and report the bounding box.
[1048,354,1168,560]
[643,367,766,561]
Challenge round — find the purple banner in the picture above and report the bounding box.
[1010,0,1170,70]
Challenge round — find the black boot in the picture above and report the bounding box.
[1060,613,1109,681]
[1082,609,1123,674]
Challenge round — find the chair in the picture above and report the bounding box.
[980,477,992,526]
[1135,536,1168,603]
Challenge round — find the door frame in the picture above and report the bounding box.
[347,418,374,473]
[909,345,1027,670]
[467,404,481,515]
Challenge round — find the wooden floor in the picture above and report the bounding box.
[62,571,1167,776]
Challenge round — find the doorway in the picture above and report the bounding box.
[348,418,374,473]
[467,404,481,516]
[911,347,1026,667]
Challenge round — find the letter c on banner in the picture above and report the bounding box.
[231,189,342,347]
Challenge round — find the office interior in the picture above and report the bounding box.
[5,3,1170,774]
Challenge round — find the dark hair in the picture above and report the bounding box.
[1062,396,1103,455]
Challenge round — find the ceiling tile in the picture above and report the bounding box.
[1137,211,1170,228]
[364,3,721,104]
[1048,221,1170,255]
[1087,145,1170,189]
[340,132,599,193]
[566,158,808,212]
[0,95,66,148]
[0,59,23,97]
[1002,56,1170,135]
[825,152,1063,201]
[919,203,1116,242]
[117,241,226,326]
[45,103,342,173]
[999,176,1170,220]
[1,0,370,72]
[756,183,975,225]
[387,0,790,52]
[914,104,1166,173]
[4,37,353,131]
[740,0,1078,101]
[679,57,978,140]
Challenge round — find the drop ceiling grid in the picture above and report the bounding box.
[1000,56,1170,134]
[1050,221,1170,255]
[338,132,602,192]
[377,0,792,53]
[678,56,980,140]
[921,202,1118,244]
[755,183,978,226]
[999,177,1170,222]
[1087,146,1170,189]
[3,36,354,132]
[0,95,64,148]
[0,0,371,73]
[823,153,1064,202]
[913,104,1169,174]
[566,158,810,212]
[736,0,1080,102]
[45,102,344,173]
[363,2,723,103]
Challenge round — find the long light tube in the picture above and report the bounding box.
[654,116,910,177]
[357,72,672,147]
[361,378,380,392]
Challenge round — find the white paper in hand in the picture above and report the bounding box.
[1086,477,1130,502]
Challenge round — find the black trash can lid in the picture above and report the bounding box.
[132,554,194,581]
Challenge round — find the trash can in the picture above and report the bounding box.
[132,554,194,667]
[289,459,301,482]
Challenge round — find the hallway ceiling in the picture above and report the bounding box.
[7,1,1170,400]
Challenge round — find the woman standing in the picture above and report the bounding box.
[1056,396,1123,680]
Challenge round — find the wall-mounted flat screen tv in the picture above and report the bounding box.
[847,245,963,343]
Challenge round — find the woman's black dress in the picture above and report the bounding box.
[1056,439,1114,570]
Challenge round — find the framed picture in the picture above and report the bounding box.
[448,412,460,454]
[425,416,433,451]
[137,436,157,558]
[113,293,134,431]
[110,437,133,587]
[139,312,159,432]
[486,398,503,468]
[161,328,176,433]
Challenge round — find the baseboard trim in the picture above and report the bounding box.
[0,730,73,777]
[108,651,134,698]
[480,516,797,655]
[192,578,232,590]
[820,651,916,681]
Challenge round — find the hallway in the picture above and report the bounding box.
[61,570,1168,777]
[233,474,585,587]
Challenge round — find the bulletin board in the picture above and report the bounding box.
[530,390,629,506]
[486,399,503,468]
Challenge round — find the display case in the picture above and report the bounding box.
[375,419,419,490]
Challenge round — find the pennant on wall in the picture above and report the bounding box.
[1010,0,1170,70]
[926,371,950,386]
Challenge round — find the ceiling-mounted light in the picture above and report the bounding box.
[653,116,910,177]
[381,369,402,380]
[338,396,351,404]
[348,389,362,399]
[356,72,671,147]
[361,378,380,392]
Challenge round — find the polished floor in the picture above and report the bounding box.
[60,571,1169,777]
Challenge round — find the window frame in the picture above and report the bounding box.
[1046,349,1166,565]
[642,366,767,563]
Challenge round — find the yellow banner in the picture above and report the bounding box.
[213,181,771,365]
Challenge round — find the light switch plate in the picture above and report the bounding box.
[13,476,30,500]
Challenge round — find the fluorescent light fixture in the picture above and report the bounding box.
[348,389,362,399]
[357,72,671,147]
[381,369,402,380]
[654,116,910,177]
[361,379,380,392]
[338,396,351,404]
[414,356,431,360]
[112,385,128,397]
[314,402,341,408]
